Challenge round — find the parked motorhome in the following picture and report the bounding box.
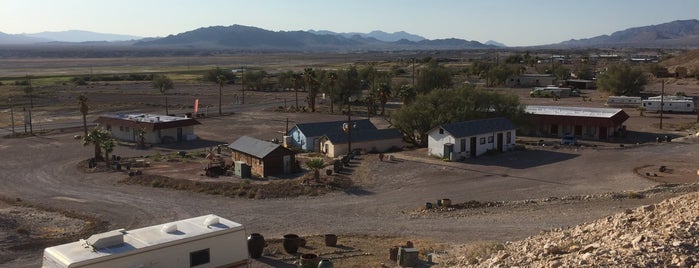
[42,215,248,268]
[530,85,575,98]
[642,95,695,113]
[606,96,642,107]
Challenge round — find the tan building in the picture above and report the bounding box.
[95,114,200,144]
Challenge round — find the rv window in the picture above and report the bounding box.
[190,248,210,267]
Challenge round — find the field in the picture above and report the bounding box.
[2,52,699,267]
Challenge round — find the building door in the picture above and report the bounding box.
[177,127,183,142]
[550,124,559,135]
[497,133,504,152]
[283,155,291,173]
[599,127,607,139]
[574,125,583,136]
[470,137,477,157]
[460,139,466,152]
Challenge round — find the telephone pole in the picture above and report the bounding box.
[660,80,664,130]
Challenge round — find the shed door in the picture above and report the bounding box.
[574,125,583,136]
[283,155,291,173]
[313,138,321,152]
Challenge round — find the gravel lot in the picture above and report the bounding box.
[2,75,699,267]
[2,107,699,267]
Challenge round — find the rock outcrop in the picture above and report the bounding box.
[457,191,699,267]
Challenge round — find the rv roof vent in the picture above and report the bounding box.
[161,223,178,234]
[204,216,219,227]
[86,229,126,249]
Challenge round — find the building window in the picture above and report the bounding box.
[125,127,130,132]
[488,136,494,143]
[119,126,124,131]
[106,124,112,131]
[439,128,444,134]
[190,248,210,267]
[480,137,486,144]
[506,132,512,144]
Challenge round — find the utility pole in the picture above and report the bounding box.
[411,58,416,87]
[660,80,664,130]
[9,98,14,135]
[347,97,352,155]
[241,66,245,105]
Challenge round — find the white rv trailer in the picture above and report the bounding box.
[42,215,248,268]
[606,96,642,107]
[642,95,695,113]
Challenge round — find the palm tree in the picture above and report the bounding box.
[101,137,116,167]
[83,127,110,161]
[216,75,226,115]
[376,82,391,115]
[292,73,302,110]
[77,94,88,137]
[306,158,325,181]
[304,68,320,112]
[152,75,174,115]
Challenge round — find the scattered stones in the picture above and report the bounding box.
[458,191,699,267]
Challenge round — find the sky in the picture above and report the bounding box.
[2,0,698,47]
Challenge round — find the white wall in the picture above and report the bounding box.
[428,128,516,158]
[45,230,247,268]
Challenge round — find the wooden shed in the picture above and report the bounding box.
[228,136,295,178]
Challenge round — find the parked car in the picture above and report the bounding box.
[561,134,577,145]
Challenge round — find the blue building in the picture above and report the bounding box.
[287,119,377,152]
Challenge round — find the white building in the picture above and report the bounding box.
[95,114,200,144]
[42,214,248,268]
[427,117,517,160]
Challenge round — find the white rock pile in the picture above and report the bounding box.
[460,191,699,267]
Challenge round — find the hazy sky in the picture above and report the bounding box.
[2,0,698,46]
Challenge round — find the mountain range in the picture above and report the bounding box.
[554,19,699,48]
[1,19,698,50]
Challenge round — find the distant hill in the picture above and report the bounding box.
[135,24,493,51]
[485,40,507,47]
[0,32,50,45]
[307,29,426,42]
[25,30,142,42]
[660,48,699,74]
[556,19,699,48]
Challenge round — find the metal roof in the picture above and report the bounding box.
[228,136,283,159]
[436,117,516,138]
[525,105,623,119]
[323,128,402,144]
[95,113,200,131]
[42,215,242,266]
[291,119,377,137]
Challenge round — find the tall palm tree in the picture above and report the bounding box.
[77,94,88,137]
[152,75,174,115]
[304,68,319,112]
[216,75,226,115]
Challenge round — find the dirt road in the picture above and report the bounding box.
[2,111,697,267]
